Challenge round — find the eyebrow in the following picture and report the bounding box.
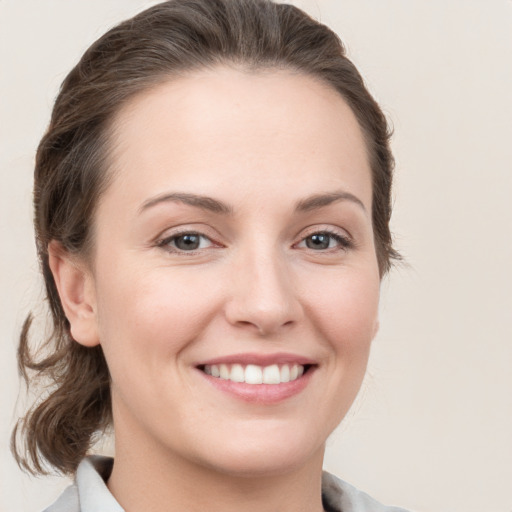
[140,192,234,215]
[294,191,366,213]
[139,190,366,215]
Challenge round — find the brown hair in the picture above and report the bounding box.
[12,0,399,476]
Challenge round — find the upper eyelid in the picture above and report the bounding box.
[296,224,352,242]
[156,232,219,256]
[293,226,356,254]
[158,231,214,246]
[155,224,218,243]
[295,231,352,249]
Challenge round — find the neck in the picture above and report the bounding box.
[108,430,326,512]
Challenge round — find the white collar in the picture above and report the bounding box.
[45,455,409,512]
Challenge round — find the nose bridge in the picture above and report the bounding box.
[225,239,302,335]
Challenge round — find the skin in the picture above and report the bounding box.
[50,67,381,512]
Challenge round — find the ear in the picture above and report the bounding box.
[48,241,100,347]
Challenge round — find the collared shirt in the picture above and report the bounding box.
[43,455,411,512]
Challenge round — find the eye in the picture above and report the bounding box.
[297,231,352,251]
[158,232,214,252]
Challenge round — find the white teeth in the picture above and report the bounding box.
[262,364,280,384]
[230,364,245,383]
[220,364,229,379]
[203,363,306,384]
[245,364,263,384]
[280,364,290,383]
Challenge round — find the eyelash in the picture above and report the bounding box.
[156,230,214,254]
[156,228,353,255]
[296,229,353,252]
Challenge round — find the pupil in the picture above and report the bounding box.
[176,234,200,250]
[306,234,329,250]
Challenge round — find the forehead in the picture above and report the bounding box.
[104,66,372,212]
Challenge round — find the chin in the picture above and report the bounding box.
[192,424,326,478]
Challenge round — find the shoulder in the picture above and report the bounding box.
[42,483,79,512]
[43,458,412,512]
[322,471,413,512]
[42,456,123,512]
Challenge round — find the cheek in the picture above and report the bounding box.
[94,263,221,361]
[299,267,380,433]
[301,268,380,357]
[92,265,221,414]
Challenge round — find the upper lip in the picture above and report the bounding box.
[195,352,317,367]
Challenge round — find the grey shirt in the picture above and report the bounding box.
[43,455,411,512]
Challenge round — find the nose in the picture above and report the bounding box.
[224,247,303,336]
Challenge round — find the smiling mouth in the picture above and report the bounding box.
[199,363,312,385]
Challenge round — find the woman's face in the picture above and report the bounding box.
[87,67,380,475]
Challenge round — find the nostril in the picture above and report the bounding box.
[224,280,304,336]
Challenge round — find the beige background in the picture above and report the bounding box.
[1,1,511,511]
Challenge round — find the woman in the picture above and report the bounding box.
[12,1,408,511]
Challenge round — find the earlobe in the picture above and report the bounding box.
[48,241,100,347]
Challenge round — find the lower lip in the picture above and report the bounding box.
[197,368,315,404]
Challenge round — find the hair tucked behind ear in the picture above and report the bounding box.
[12,0,399,476]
